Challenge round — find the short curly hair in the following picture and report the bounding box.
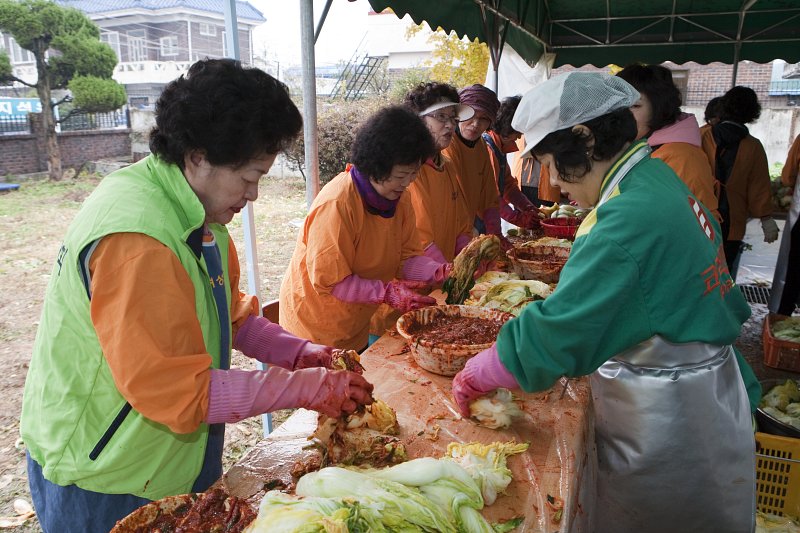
[489,95,521,137]
[532,108,638,182]
[616,64,682,134]
[350,106,436,182]
[719,86,761,124]
[403,82,460,114]
[149,58,302,168]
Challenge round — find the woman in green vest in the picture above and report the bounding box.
[20,58,373,533]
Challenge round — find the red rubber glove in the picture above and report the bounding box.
[483,206,503,237]
[519,209,541,229]
[384,280,436,312]
[294,344,334,370]
[451,345,519,418]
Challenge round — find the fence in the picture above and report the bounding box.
[0,110,131,176]
[59,109,130,131]
[0,108,131,136]
[0,116,30,135]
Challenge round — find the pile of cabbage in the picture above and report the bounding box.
[244,441,529,533]
[760,379,800,430]
[465,271,552,316]
[772,317,800,343]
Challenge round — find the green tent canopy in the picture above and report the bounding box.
[367,0,800,67]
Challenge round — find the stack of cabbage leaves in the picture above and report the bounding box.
[244,441,528,533]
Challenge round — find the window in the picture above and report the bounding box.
[128,30,146,62]
[101,31,121,59]
[8,36,34,64]
[199,23,216,36]
[160,36,178,57]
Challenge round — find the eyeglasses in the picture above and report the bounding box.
[425,112,459,126]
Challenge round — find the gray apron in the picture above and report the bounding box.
[591,338,755,532]
[769,181,800,312]
[590,145,756,532]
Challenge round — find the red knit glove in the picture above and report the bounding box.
[384,280,436,312]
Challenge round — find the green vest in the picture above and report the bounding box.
[21,155,232,499]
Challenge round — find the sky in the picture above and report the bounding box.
[249,0,373,68]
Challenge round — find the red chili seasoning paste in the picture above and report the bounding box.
[410,315,503,345]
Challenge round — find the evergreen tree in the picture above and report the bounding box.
[0,0,126,180]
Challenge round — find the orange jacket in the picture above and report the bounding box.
[407,154,473,261]
[782,134,800,189]
[511,135,562,203]
[443,133,499,218]
[700,125,773,240]
[279,171,423,350]
[652,142,720,221]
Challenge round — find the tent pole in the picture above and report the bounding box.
[301,0,321,208]
[731,43,741,87]
[223,0,272,436]
[315,0,334,43]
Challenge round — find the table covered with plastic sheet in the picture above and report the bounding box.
[222,331,597,532]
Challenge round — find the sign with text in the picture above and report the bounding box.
[0,97,42,118]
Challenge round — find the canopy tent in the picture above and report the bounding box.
[367,0,800,78]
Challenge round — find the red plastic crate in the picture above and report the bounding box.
[763,314,800,373]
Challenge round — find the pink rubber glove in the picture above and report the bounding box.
[451,344,518,418]
[455,233,473,256]
[205,367,374,422]
[234,315,333,371]
[483,206,503,237]
[384,280,436,312]
[423,242,448,264]
[402,254,451,284]
[332,275,436,311]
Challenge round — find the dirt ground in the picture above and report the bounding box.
[0,170,795,531]
[0,172,307,531]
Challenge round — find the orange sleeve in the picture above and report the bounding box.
[538,165,562,203]
[227,238,259,334]
[89,233,211,434]
[745,139,774,219]
[782,135,800,188]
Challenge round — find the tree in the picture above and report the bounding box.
[285,97,388,186]
[407,24,489,89]
[0,0,126,180]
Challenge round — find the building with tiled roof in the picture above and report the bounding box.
[51,0,264,106]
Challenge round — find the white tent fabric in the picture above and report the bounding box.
[484,45,554,99]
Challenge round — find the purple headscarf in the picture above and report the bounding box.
[458,84,500,120]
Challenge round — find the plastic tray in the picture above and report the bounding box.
[763,314,800,373]
[755,432,800,519]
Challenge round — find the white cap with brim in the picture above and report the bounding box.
[418,98,475,122]
[512,72,640,158]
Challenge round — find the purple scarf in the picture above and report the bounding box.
[350,165,399,218]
